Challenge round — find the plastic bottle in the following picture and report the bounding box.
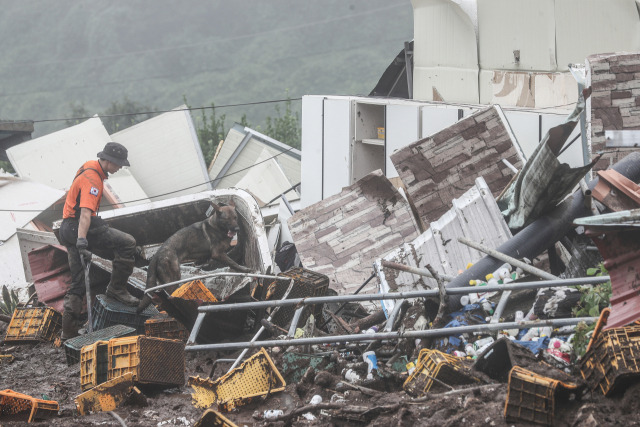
[473,336,495,351]
[343,369,361,383]
[264,410,284,420]
[453,350,466,357]
[362,351,378,380]
[464,343,477,357]
[362,326,379,334]
[406,361,416,375]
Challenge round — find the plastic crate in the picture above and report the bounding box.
[107,335,185,387]
[262,267,329,329]
[189,348,286,412]
[0,389,59,423]
[504,366,580,426]
[91,294,159,334]
[580,324,640,396]
[195,409,238,427]
[403,349,481,396]
[64,324,136,366]
[4,306,62,343]
[80,340,109,391]
[145,317,189,341]
[75,373,134,415]
[171,280,218,303]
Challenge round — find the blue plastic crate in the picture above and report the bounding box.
[64,324,137,366]
[91,294,159,334]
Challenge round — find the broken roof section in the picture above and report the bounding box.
[6,117,149,208]
[0,172,64,288]
[288,170,420,294]
[375,176,512,314]
[208,125,301,207]
[390,104,524,228]
[111,105,212,201]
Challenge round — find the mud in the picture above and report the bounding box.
[1,320,639,426]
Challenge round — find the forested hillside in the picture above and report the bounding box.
[0,0,413,138]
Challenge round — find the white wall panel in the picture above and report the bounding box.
[414,66,479,103]
[386,104,421,178]
[322,98,352,200]
[555,0,640,72]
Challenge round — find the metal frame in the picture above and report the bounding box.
[184,275,609,351]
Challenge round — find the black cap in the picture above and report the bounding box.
[97,142,130,167]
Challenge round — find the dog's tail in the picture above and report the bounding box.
[137,255,158,314]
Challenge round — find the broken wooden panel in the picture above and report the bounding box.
[592,169,640,212]
[288,170,420,294]
[587,52,640,172]
[375,177,511,313]
[391,105,524,227]
[575,210,640,329]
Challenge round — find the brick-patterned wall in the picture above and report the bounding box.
[288,170,420,294]
[390,105,523,227]
[587,52,640,170]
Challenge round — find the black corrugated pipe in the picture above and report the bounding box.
[447,151,640,310]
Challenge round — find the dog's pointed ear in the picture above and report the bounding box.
[210,202,221,212]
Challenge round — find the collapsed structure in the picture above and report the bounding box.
[2,0,640,422]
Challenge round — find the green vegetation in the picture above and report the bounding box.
[571,264,611,360]
[0,2,413,139]
[0,285,21,317]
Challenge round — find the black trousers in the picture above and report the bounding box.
[59,217,136,297]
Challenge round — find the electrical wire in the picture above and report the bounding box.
[0,145,299,213]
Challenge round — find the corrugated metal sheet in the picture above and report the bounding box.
[28,245,72,313]
[575,210,640,329]
[6,117,149,207]
[113,105,210,201]
[375,176,512,313]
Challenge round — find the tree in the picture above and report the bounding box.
[65,98,156,133]
[263,96,301,149]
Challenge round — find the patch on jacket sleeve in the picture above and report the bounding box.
[90,186,99,196]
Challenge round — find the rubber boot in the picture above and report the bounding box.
[61,294,83,340]
[105,260,140,307]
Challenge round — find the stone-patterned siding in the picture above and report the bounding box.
[288,170,420,294]
[390,105,523,227]
[587,52,640,170]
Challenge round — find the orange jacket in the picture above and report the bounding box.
[62,160,108,219]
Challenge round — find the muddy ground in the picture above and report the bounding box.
[1,317,639,427]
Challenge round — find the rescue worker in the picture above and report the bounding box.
[59,142,140,339]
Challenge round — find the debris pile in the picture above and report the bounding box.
[3,51,640,426]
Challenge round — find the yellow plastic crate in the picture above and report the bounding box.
[80,341,109,392]
[195,409,238,427]
[580,324,640,396]
[145,317,189,341]
[4,306,62,343]
[108,335,185,387]
[403,349,481,396]
[504,366,580,426]
[171,280,217,303]
[0,389,59,423]
[189,348,286,412]
[75,373,134,415]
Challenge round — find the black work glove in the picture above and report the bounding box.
[76,237,92,265]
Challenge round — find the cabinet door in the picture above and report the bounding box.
[301,96,324,208]
[322,98,352,199]
[386,104,420,178]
